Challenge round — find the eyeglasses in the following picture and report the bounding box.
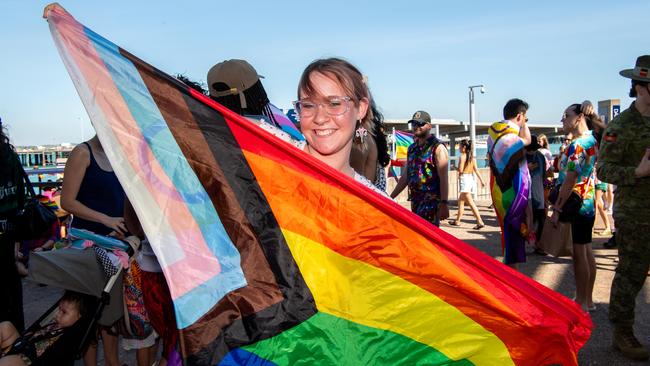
[292,96,352,118]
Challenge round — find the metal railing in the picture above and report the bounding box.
[448,156,491,201]
[386,156,492,203]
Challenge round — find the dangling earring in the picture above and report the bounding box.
[354,120,367,145]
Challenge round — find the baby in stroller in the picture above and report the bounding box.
[0,290,95,366]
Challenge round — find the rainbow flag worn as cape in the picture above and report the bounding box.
[46,5,591,365]
[487,121,530,260]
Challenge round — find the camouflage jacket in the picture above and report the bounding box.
[597,102,650,220]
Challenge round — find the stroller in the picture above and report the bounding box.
[6,229,137,365]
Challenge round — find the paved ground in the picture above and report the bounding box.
[22,201,649,365]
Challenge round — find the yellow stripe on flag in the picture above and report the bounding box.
[396,145,409,160]
[282,229,514,366]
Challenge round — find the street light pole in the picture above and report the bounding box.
[468,84,485,158]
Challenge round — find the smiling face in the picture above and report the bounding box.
[298,71,368,165]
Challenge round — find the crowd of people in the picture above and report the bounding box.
[387,56,650,361]
[1,40,649,364]
[388,57,650,360]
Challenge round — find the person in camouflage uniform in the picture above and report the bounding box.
[597,55,650,361]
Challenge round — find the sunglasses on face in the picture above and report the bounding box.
[410,120,427,129]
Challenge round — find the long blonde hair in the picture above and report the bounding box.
[538,134,549,149]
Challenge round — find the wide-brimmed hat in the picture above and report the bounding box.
[207,59,264,97]
[619,55,650,82]
[408,110,431,125]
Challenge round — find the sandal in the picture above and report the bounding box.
[473,224,485,230]
[448,220,461,226]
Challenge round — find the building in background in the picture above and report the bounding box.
[17,144,74,168]
[598,99,621,124]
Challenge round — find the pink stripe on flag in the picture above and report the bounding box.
[48,7,222,299]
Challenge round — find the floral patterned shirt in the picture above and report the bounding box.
[558,130,598,217]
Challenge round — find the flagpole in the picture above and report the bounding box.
[391,127,396,160]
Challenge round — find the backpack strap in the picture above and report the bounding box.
[20,167,37,199]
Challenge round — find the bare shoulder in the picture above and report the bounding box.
[71,142,89,155]
[67,143,90,167]
[435,142,448,157]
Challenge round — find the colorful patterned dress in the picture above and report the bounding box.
[487,121,530,264]
[557,131,597,217]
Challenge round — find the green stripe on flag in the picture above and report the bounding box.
[243,312,474,365]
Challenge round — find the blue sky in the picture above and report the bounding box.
[1,0,647,145]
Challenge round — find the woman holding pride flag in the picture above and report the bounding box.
[42,3,593,362]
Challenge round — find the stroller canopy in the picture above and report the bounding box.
[28,248,124,326]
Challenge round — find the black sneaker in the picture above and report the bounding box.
[603,234,617,249]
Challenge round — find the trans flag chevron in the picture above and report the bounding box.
[46,5,591,365]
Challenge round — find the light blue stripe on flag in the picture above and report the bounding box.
[84,27,246,328]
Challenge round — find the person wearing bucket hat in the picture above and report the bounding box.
[390,110,450,226]
[597,55,650,361]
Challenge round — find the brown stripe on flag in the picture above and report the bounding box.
[135,67,284,350]
[124,50,316,365]
[176,90,316,365]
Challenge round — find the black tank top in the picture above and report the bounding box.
[70,142,125,235]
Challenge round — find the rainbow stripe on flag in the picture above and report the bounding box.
[46,5,591,365]
[394,129,414,161]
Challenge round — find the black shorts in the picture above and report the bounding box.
[571,214,595,244]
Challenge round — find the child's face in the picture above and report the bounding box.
[55,300,81,328]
